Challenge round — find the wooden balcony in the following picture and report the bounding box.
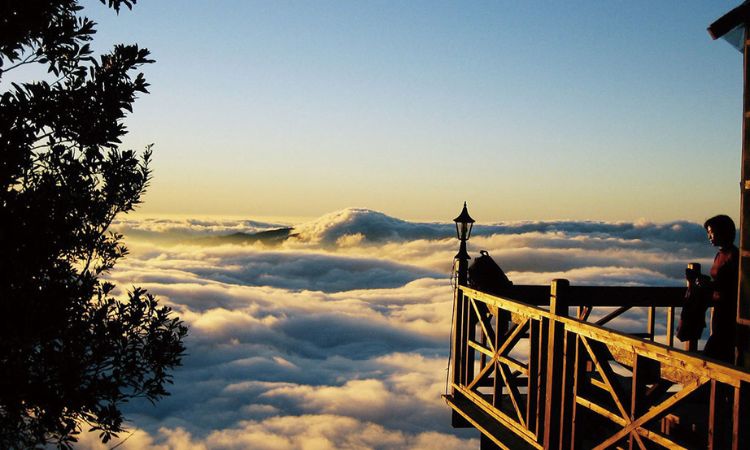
[445,281,750,450]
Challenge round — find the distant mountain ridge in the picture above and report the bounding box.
[194,227,296,245]
[290,208,450,244]
[116,208,709,247]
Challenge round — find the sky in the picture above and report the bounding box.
[68,209,715,449]
[81,0,745,224]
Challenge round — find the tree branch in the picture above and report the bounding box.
[1,52,42,75]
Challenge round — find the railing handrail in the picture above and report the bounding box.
[481,284,687,307]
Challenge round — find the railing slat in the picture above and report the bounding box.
[526,319,540,435]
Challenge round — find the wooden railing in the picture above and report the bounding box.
[445,281,750,450]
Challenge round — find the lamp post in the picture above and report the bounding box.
[450,203,474,428]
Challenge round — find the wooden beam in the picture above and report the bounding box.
[463,285,686,308]
[635,429,687,450]
[630,355,655,450]
[468,339,494,359]
[497,354,529,376]
[579,336,638,448]
[462,286,550,320]
[708,2,750,40]
[499,363,527,427]
[467,354,496,391]
[472,299,497,353]
[445,393,541,450]
[576,396,627,426]
[543,279,569,450]
[497,320,530,357]
[594,306,631,326]
[554,315,750,386]
[568,286,685,307]
[454,383,542,446]
[590,377,608,392]
[593,376,709,449]
[579,394,691,449]
[506,285,551,305]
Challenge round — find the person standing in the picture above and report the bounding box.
[697,214,739,363]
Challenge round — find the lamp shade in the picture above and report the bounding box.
[453,202,475,241]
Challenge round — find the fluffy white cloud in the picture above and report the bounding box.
[75,417,477,450]
[114,217,287,238]
[83,209,715,449]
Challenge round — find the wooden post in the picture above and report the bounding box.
[451,257,467,389]
[451,248,471,427]
[527,318,541,435]
[646,306,655,341]
[493,305,508,410]
[709,379,734,450]
[733,381,749,450]
[708,380,720,450]
[629,355,658,450]
[536,316,549,439]
[543,279,569,450]
[451,258,466,394]
[667,306,675,347]
[685,263,702,353]
[570,331,587,450]
[738,24,750,368]
[558,329,577,449]
[465,297,477,387]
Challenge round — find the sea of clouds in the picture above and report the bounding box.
[75,208,716,449]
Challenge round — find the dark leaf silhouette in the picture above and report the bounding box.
[0,1,188,448]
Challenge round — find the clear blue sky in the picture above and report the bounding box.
[84,0,744,223]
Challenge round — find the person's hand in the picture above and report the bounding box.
[695,275,711,288]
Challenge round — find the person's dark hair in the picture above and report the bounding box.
[704,214,736,244]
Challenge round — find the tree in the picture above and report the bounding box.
[0,1,187,448]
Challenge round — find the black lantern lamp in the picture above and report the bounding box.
[453,202,475,262]
[454,201,475,242]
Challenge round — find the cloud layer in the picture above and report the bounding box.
[81,208,715,449]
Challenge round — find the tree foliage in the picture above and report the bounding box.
[0,1,187,447]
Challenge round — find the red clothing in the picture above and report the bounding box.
[705,245,739,362]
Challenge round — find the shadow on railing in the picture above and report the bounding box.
[445,282,750,450]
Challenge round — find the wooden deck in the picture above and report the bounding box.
[445,282,750,449]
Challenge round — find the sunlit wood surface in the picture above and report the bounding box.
[445,283,750,450]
